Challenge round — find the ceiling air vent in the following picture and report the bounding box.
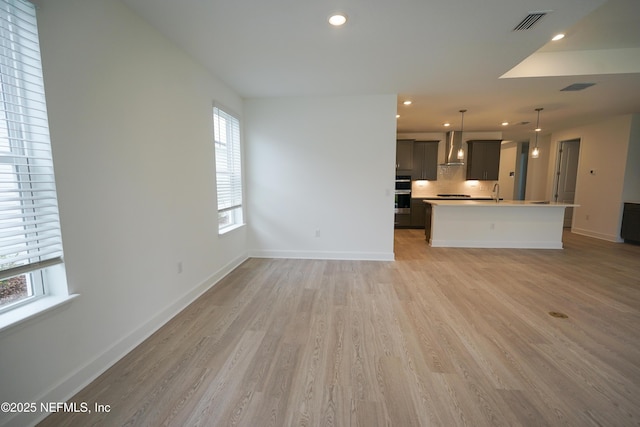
[513,12,548,31]
[561,83,596,91]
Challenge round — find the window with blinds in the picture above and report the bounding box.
[0,0,64,310]
[213,106,243,233]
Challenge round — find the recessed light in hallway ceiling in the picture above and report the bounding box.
[328,13,347,26]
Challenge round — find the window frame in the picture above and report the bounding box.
[0,0,70,324]
[212,104,244,234]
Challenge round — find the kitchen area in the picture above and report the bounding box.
[395,132,578,249]
[395,131,504,229]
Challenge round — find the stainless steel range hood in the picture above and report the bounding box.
[441,131,465,165]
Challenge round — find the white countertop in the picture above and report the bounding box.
[424,200,579,207]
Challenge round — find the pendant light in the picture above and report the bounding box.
[457,109,466,160]
[532,107,543,159]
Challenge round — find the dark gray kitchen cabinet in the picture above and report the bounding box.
[396,139,414,173]
[466,140,501,180]
[410,198,426,228]
[424,202,433,241]
[394,213,411,228]
[412,141,438,180]
[621,202,640,244]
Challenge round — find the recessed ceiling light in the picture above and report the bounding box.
[396,114,400,118]
[443,123,450,127]
[502,122,509,126]
[328,13,347,26]
[403,100,412,105]
[552,33,565,41]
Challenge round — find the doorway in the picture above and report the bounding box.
[514,141,529,200]
[554,139,580,227]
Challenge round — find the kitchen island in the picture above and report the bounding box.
[424,200,579,249]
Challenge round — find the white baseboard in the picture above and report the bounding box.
[249,249,394,261]
[3,253,249,427]
[571,227,622,242]
[429,239,563,249]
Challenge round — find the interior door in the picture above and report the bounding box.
[554,139,580,227]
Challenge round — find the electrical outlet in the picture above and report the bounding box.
[177,261,183,274]
[315,229,321,238]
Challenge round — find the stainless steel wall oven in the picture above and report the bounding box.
[395,175,411,214]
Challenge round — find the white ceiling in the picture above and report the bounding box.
[121,0,640,140]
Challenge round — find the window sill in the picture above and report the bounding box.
[0,294,79,337]
[219,223,245,236]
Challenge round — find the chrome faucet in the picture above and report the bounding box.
[492,183,500,202]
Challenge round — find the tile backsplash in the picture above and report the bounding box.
[411,165,497,198]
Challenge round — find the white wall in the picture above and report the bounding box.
[525,134,551,200]
[244,95,397,260]
[0,1,247,425]
[551,115,634,241]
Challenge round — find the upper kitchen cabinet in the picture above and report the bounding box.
[412,140,438,180]
[396,139,414,173]
[466,140,501,180]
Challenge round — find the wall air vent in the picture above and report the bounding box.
[513,12,548,31]
[561,83,596,91]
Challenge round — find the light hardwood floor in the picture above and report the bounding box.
[40,230,640,426]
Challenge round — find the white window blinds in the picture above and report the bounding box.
[213,106,243,232]
[0,0,63,280]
